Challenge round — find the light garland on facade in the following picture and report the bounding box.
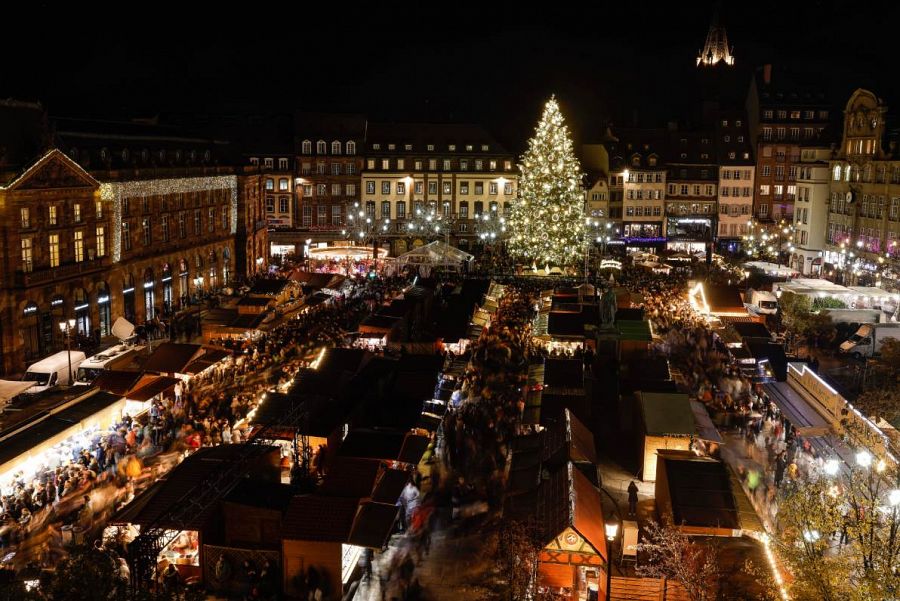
[507,96,585,267]
[100,176,238,263]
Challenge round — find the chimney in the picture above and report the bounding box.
[763,64,772,85]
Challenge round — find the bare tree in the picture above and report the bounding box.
[490,519,542,601]
[636,520,721,601]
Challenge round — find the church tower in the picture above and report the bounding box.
[696,10,735,67]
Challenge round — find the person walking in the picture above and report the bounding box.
[627,481,639,516]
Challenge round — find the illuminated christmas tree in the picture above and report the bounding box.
[508,96,584,268]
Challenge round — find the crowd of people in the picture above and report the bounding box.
[0,272,416,592]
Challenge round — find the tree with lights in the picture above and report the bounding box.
[508,97,584,269]
[774,457,900,601]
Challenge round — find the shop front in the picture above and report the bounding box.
[161,264,174,317]
[74,287,91,337]
[665,217,713,256]
[22,302,41,361]
[122,275,136,324]
[143,268,156,321]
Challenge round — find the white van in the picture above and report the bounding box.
[22,350,87,394]
[74,344,145,385]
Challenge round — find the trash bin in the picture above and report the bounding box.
[61,525,73,545]
[73,525,87,546]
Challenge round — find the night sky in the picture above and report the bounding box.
[6,1,899,152]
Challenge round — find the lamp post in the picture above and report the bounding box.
[604,520,619,601]
[58,318,76,385]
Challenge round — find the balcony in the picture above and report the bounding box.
[16,258,108,288]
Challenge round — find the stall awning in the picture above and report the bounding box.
[182,349,232,375]
[691,401,723,444]
[347,502,400,549]
[126,376,180,402]
[143,343,203,374]
[93,371,142,396]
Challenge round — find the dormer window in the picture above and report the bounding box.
[466,145,473,151]
[481,144,489,151]
[302,140,312,154]
[264,158,274,169]
[331,141,342,155]
[346,141,356,155]
[449,145,456,151]
[316,140,326,154]
[427,144,435,151]
[388,144,396,150]
[404,144,412,151]
[250,157,259,166]
[648,156,657,167]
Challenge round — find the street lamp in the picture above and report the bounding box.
[604,520,619,601]
[856,450,873,468]
[58,318,76,385]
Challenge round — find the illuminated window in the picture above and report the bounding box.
[74,230,84,262]
[21,238,32,272]
[49,234,60,267]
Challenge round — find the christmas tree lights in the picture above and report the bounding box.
[508,97,584,268]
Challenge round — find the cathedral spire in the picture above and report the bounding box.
[696,7,734,67]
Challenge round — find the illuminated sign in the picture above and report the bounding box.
[74,303,89,312]
[622,237,666,243]
[51,298,64,307]
[98,296,110,304]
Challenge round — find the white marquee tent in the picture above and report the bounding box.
[396,241,473,273]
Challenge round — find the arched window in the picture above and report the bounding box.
[346,141,356,155]
[302,140,312,154]
[331,141,342,155]
[833,165,842,181]
[100,148,109,162]
[844,165,852,182]
[316,140,326,154]
[97,283,112,336]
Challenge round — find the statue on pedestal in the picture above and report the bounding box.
[599,286,617,328]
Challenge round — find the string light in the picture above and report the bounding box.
[101,176,238,262]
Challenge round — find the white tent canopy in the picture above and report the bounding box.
[397,241,473,271]
[744,261,799,277]
[0,380,35,409]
